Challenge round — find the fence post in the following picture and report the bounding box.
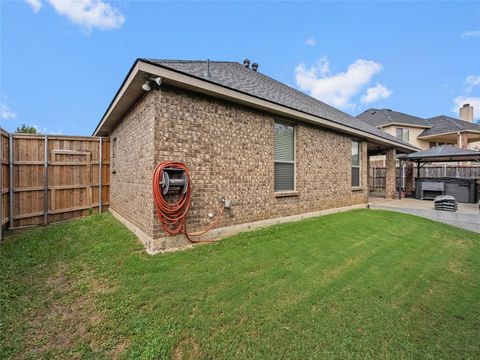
[8,134,13,228]
[0,132,2,242]
[44,135,48,225]
[98,137,102,213]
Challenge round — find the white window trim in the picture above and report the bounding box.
[274,120,296,193]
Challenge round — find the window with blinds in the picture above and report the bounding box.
[112,137,117,174]
[352,140,360,187]
[396,127,409,142]
[274,121,295,191]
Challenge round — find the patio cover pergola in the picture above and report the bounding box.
[396,146,480,199]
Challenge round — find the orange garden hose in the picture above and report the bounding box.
[152,161,224,243]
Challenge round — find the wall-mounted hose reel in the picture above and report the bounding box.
[152,161,225,243]
[160,167,188,195]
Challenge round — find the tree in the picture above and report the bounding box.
[15,124,38,134]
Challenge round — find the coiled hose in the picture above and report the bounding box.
[152,161,224,242]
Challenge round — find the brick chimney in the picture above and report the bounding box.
[459,103,473,122]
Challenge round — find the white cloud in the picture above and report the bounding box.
[361,83,392,104]
[465,75,480,93]
[316,56,330,76]
[451,74,480,121]
[0,94,17,120]
[452,96,480,121]
[25,0,125,30]
[295,57,386,110]
[461,30,480,38]
[305,37,316,46]
[48,0,125,30]
[25,0,42,13]
[1,104,17,120]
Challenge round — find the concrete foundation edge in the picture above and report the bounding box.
[110,203,368,254]
[109,209,160,254]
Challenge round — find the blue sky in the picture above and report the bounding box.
[1,1,479,135]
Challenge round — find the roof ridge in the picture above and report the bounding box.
[145,59,363,122]
[448,117,463,130]
[232,63,361,122]
[384,109,394,123]
[384,109,428,122]
[145,58,239,64]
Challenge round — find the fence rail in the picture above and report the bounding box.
[1,130,9,238]
[0,130,109,239]
[369,167,404,192]
[369,165,480,192]
[418,166,480,178]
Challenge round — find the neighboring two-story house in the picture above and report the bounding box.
[356,104,480,166]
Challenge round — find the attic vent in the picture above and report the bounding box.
[243,59,251,68]
[251,63,259,71]
[370,110,376,115]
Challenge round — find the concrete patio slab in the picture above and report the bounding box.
[368,197,479,233]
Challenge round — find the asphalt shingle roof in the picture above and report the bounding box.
[421,115,480,137]
[141,59,414,148]
[355,108,428,128]
[356,108,480,138]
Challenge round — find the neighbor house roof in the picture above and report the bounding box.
[356,108,480,138]
[398,145,480,162]
[419,115,480,138]
[356,108,429,128]
[93,59,418,152]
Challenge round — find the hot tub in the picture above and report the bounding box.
[415,177,477,203]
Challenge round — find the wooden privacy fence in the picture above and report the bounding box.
[369,165,480,192]
[418,166,480,178]
[1,131,8,232]
[369,166,405,192]
[1,131,109,238]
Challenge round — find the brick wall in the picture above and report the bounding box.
[109,86,369,246]
[385,148,397,199]
[150,86,368,239]
[110,93,157,239]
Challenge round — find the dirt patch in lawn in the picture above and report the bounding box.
[110,338,131,359]
[19,262,120,359]
[174,336,202,360]
[447,260,467,276]
[321,255,365,283]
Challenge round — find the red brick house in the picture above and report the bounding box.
[93,59,417,251]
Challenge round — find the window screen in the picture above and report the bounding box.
[274,121,295,191]
[396,128,409,142]
[112,137,117,173]
[352,140,360,187]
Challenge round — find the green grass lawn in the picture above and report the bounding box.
[1,210,479,359]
